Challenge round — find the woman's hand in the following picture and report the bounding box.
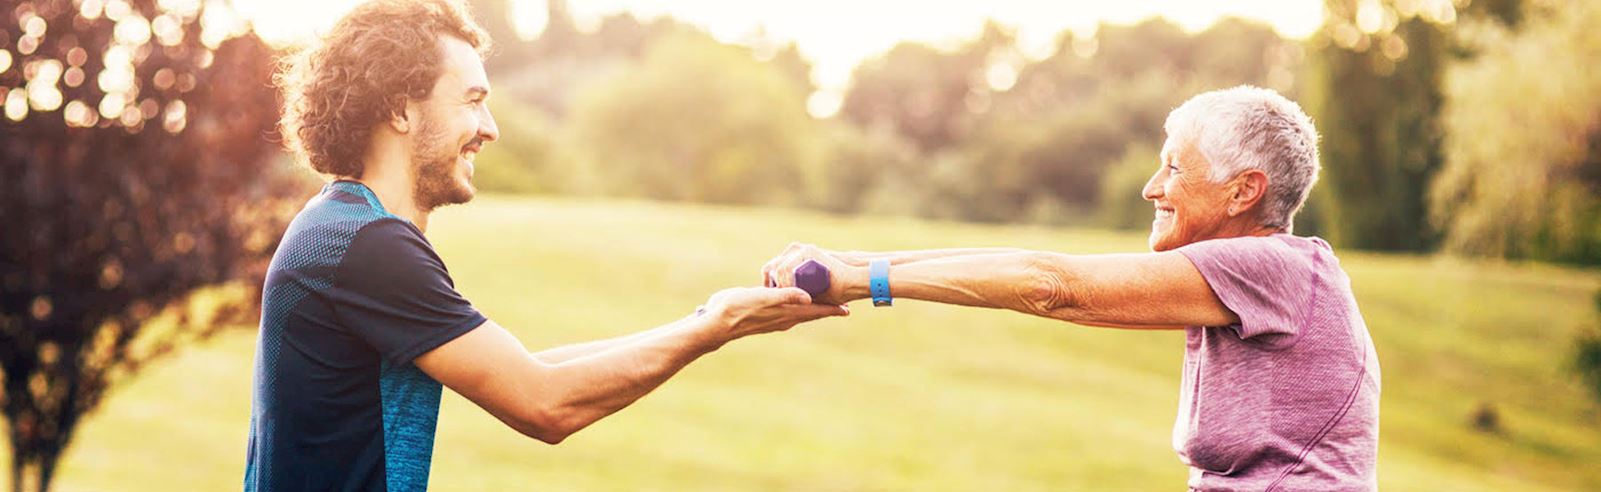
[761,243,870,305]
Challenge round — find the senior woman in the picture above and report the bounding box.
[765,86,1379,491]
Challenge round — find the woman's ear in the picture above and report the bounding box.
[1227,169,1270,217]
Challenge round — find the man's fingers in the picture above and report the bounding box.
[756,286,813,305]
[783,301,849,317]
[786,304,851,323]
[808,303,850,317]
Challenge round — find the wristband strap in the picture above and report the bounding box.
[869,259,892,307]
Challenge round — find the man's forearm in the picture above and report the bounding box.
[517,316,722,440]
[531,321,686,364]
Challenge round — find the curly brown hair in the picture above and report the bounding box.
[277,0,491,177]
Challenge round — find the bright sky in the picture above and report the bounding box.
[234,0,1324,116]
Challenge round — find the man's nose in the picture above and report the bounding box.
[479,111,499,143]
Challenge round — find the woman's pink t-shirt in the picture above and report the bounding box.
[1174,234,1381,491]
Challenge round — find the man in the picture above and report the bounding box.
[766,86,1380,491]
[243,1,847,490]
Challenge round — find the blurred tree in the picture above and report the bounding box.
[0,1,300,490]
[1430,1,1599,263]
[766,42,814,96]
[839,21,1014,153]
[1306,5,1447,251]
[1307,0,1522,251]
[924,18,1294,224]
[565,31,821,205]
[1099,144,1160,230]
[811,122,916,215]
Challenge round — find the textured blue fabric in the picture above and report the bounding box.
[245,181,485,491]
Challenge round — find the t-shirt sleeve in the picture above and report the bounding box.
[328,219,487,365]
[1176,236,1317,344]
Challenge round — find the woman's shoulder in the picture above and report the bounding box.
[1182,233,1332,263]
[1178,234,1345,294]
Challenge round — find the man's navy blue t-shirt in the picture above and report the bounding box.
[244,180,485,491]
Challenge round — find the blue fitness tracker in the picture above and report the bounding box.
[869,259,892,307]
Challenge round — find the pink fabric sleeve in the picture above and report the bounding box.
[1176,235,1318,345]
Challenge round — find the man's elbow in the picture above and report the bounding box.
[1020,253,1081,319]
[511,405,583,445]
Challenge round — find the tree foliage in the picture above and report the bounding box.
[865,17,1299,224]
[1431,1,1601,263]
[0,1,299,490]
[1306,0,1453,251]
[1306,0,1525,251]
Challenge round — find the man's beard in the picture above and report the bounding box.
[410,115,474,212]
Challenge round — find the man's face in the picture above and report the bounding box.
[410,36,499,212]
[1142,132,1232,251]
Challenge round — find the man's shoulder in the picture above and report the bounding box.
[271,190,407,272]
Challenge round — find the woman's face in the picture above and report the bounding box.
[1142,134,1236,252]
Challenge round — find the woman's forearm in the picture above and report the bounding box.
[841,251,1049,314]
[838,248,1027,266]
[832,249,1228,329]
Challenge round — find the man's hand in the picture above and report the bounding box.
[761,243,870,305]
[697,286,850,347]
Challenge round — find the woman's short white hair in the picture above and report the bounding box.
[1164,85,1321,231]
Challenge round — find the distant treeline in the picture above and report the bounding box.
[469,0,1600,264]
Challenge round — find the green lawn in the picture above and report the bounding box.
[39,195,1601,490]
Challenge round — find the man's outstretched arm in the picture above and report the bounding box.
[528,323,682,364]
[415,287,846,444]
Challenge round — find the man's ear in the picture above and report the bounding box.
[387,99,415,134]
[1226,169,1269,217]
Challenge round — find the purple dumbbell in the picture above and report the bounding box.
[793,259,832,299]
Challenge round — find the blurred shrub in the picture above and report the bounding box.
[811,122,919,214]
[472,97,558,194]
[1577,328,1601,407]
[564,31,821,205]
[1576,287,1601,407]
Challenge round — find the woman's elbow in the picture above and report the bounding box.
[1020,253,1081,318]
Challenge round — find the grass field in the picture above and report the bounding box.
[34,195,1601,491]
